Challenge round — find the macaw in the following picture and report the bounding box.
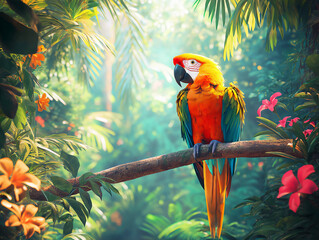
[173,53,245,239]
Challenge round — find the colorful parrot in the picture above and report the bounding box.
[173,53,245,239]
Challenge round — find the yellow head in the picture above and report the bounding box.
[173,53,224,90]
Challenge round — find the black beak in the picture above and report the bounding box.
[174,64,194,87]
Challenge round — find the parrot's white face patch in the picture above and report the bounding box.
[185,68,199,80]
[183,59,201,80]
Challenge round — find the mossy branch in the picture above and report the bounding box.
[30,139,302,201]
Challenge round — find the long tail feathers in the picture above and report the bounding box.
[203,159,230,239]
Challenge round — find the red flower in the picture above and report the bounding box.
[288,117,300,127]
[257,92,281,117]
[247,162,253,170]
[35,116,45,127]
[277,116,291,128]
[277,165,318,212]
[258,161,264,170]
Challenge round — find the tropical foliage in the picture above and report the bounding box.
[0,0,131,239]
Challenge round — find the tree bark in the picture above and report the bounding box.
[29,139,302,201]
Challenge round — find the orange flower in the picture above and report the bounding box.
[0,158,41,201]
[1,200,47,239]
[111,211,122,226]
[35,93,50,112]
[25,45,46,69]
[258,161,264,170]
[29,53,45,69]
[247,162,253,170]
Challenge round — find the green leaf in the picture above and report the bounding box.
[65,197,89,226]
[254,130,277,137]
[276,102,288,111]
[59,212,73,221]
[234,201,255,209]
[0,127,5,149]
[266,151,300,161]
[79,188,92,213]
[6,0,39,30]
[306,54,319,75]
[215,0,221,29]
[42,190,61,202]
[294,101,316,112]
[79,172,94,186]
[42,201,59,223]
[168,203,183,221]
[60,151,80,178]
[100,181,119,196]
[61,198,70,211]
[276,161,299,170]
[308,135,319,156]
[13,103,27,129]
[63,220,73,236]
[22,69,35,101]
[1,118,12,132]
[0,53,18,78]
[0,86,18,119]
[62,233,95,240]
[51,176,73,193]
[257,117,288,138]
[88,179,102,199]
[0,12,38,54]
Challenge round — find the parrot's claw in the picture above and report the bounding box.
[193,143,203,160]
[208,140,221,156]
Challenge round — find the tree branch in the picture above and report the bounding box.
[30,139,302,201]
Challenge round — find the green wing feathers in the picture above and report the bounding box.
[176,88,194,148]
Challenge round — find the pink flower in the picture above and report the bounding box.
[304,119,316,127]
[257,92,282,117]
[277,165,318,212]
[277,116,291,128]
[303,129,313,138]
[288,117,300,127]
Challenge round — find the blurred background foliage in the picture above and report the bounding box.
[0,0,318,239]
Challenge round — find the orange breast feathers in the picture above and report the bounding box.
[187,76,225,144]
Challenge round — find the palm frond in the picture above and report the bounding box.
[79,111,122,151]
[222,0,303,60]
[194,0,233,28]
[113,3,147,108]
[38,0,115,86]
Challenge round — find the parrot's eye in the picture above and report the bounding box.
[183,59,201,72]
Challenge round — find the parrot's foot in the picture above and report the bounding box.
[208,140,221,156]
[193,143,203,160]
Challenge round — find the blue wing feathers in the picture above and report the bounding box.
[221,85,245,176]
